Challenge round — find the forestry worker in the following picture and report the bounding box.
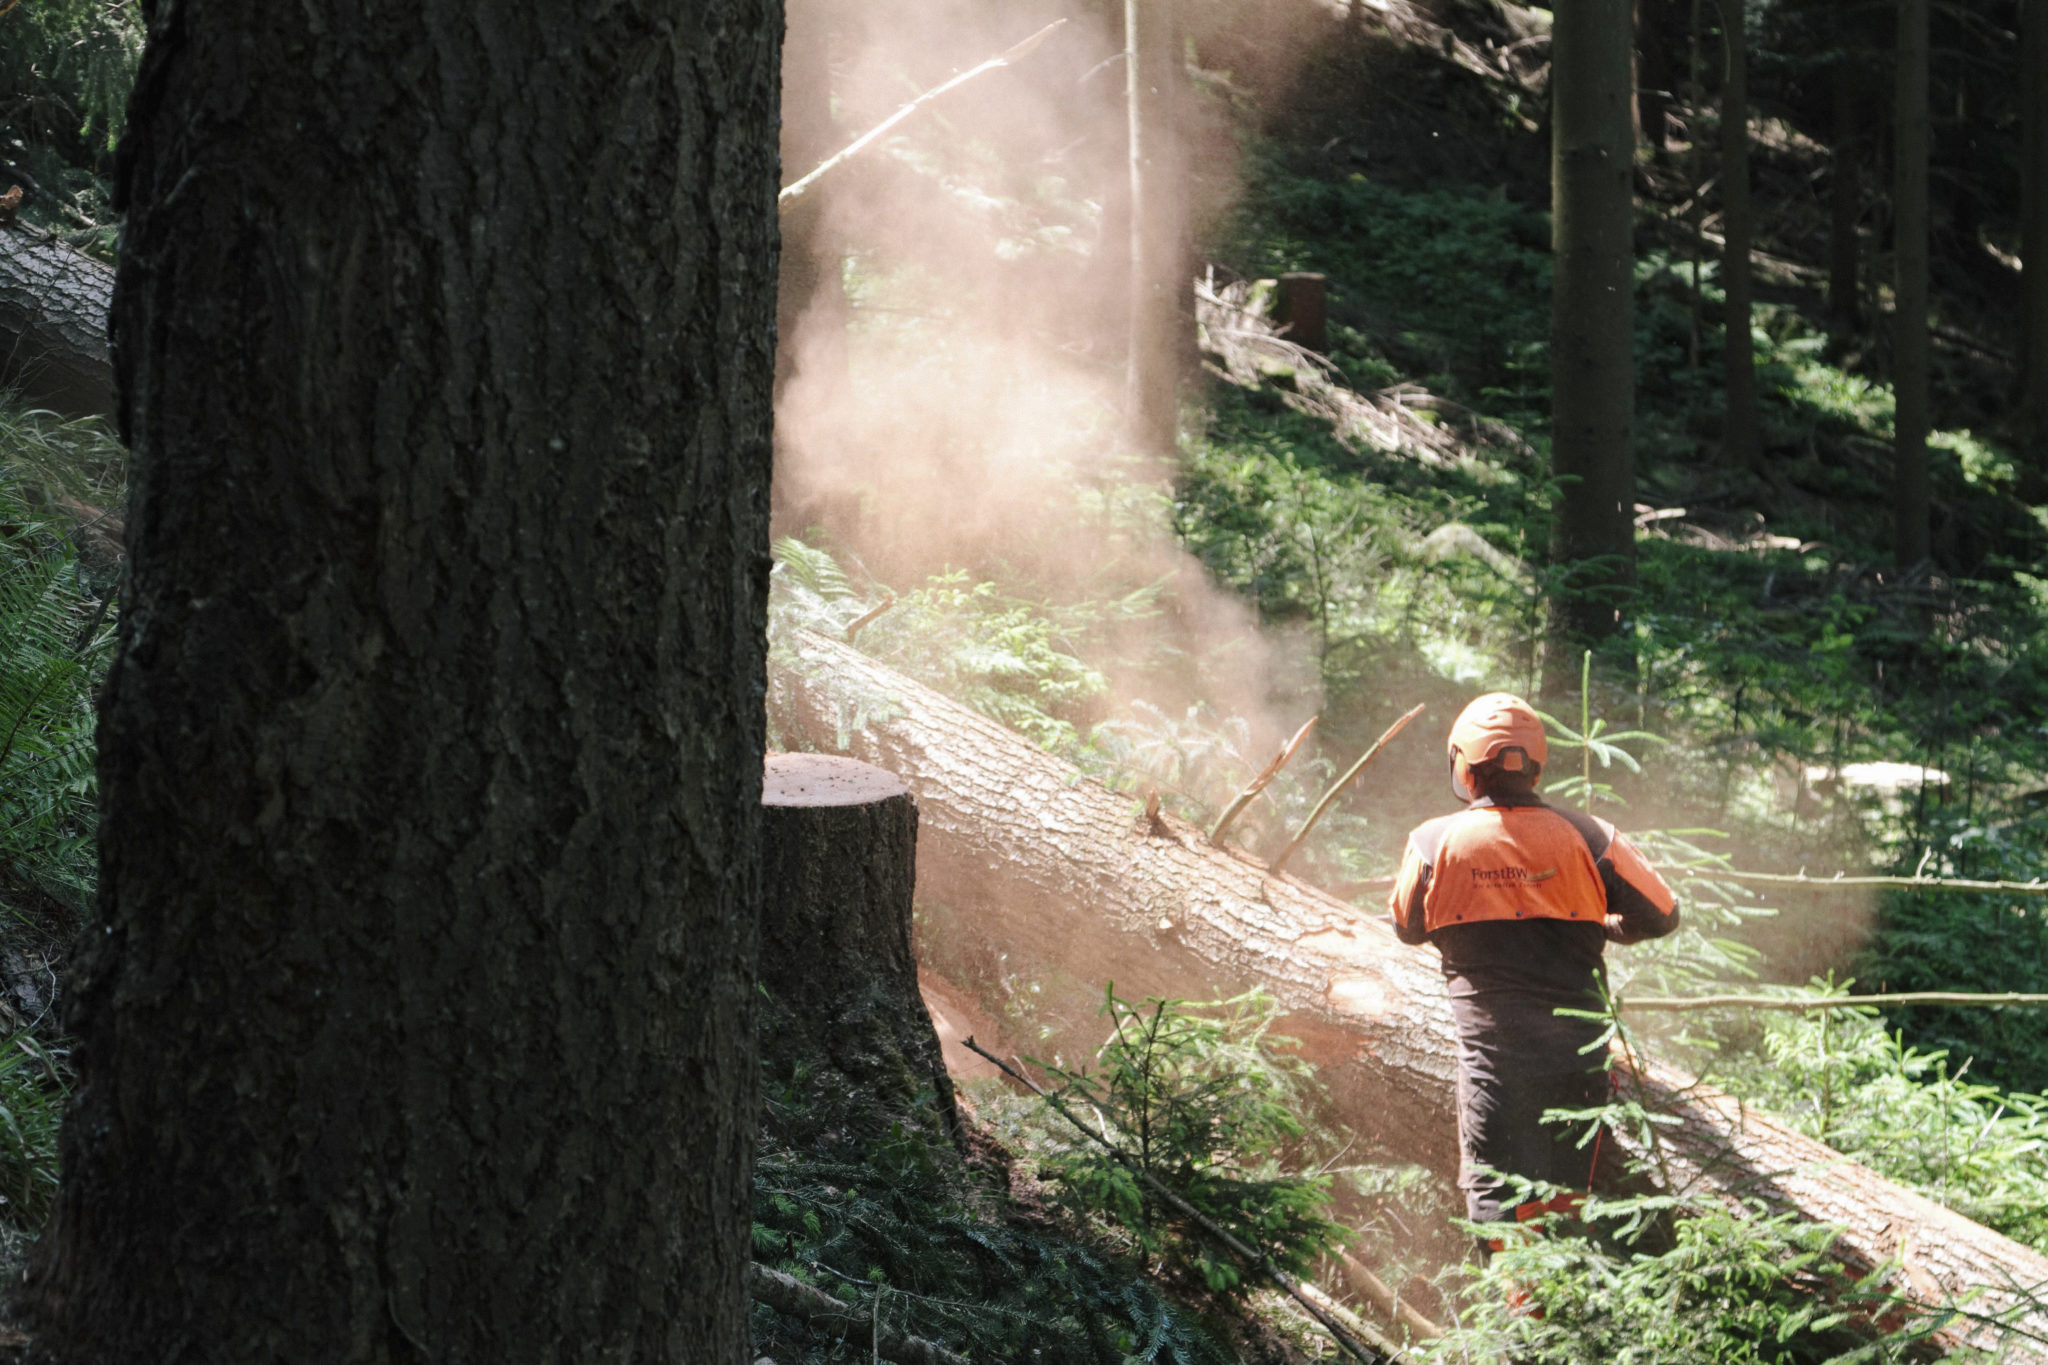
[1387,691,1679,1239]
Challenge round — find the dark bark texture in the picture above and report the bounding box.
[759,754,957,1145]
[1547,0,1639,676]
[2024,0,2048,444]
[36,2,781,1362]
[0,226,113,420]
[1892,0,1930,565]
[1718,0,1758,470]
[1826,58,1861,328]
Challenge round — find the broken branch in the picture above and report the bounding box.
[1209,715,1320,847]
[1270,705,1426,878]
[779,20,1068,208]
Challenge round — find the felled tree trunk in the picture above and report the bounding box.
[774,631,2048,1358]
[761,753,959,1146]
[0,226,113,420]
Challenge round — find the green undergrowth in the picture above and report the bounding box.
[750,1100,1298,1364]
[0,405,118,1267]
[1713,997,2048,1254]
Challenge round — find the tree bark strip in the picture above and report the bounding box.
[1893,0,1931,565]
[0,225,113,420]
[38,3,780,1359]
[775,631,2048,1358]
[1546,0,1639,675]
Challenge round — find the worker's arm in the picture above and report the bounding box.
[1387,837,1433,945]
[1597,830,1680,944]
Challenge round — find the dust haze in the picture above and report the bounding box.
[772,0,1333,747]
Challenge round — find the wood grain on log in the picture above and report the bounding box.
[0,225,112,420]
[774,630,2048,1357]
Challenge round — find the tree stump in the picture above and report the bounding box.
[760,753,958,1146]
[1276,272,1327,353]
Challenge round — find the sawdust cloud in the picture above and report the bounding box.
[772,0,1335,750]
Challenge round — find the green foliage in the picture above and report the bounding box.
[1025,987,1349,1295]
[0,1032,65,1230]
[1715,996,2048,1253]
[768,536,1121,751]
[751,1134,1245,1364]
[1422,1198,1917,1365]
[0,479,111,928]
[0,0,143,245]
[1224,154,1552,408]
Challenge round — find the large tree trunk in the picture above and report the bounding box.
[774,631,2048,1357]
[1546,0,1639,680]
[1892,0,1931,565]
[35,3,780,1361]
[0,226,113,420]
[1718,0,1758,471]
[2023,0,2048,447]
[1826,56,1862,330]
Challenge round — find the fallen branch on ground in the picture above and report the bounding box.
[748,1262,969,1365]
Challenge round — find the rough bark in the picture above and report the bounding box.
[1546,0,1638,676]
[1893,0,1931,566]
[1718,0,1758,470]
[775,631,2048,1358]
[36,3,780,1362]
[760,754,958,1144]
[0,226,113,420]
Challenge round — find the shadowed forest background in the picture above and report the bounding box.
[5,0,2048,1359]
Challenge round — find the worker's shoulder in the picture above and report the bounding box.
[1532,802,1616,858]
[1403,810,1465,861]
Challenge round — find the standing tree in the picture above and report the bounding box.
[2024,0,2048,449]
[1827,52,1862,329]
[33,2,781,1360]
[1548,0,1640,682]
[1894,0,1931,565]
[1719,0,1760,470]
[1125,0,1185,457]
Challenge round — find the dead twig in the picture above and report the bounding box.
[962,1038,1387,1365]
[1270,705,1426,879]
[779,20,1067,207]
[1209,715,1319,847]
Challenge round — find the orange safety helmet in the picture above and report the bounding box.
[1448,692,1548,801]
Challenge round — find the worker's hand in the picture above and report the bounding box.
[1603,914,1646,945]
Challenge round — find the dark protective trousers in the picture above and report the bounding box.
[1458,1062,1608,1224]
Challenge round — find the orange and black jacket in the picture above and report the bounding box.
[1387,795,1680,1069]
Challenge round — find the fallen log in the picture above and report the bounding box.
[0,224,113,420]
[773,629,2048,1358]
